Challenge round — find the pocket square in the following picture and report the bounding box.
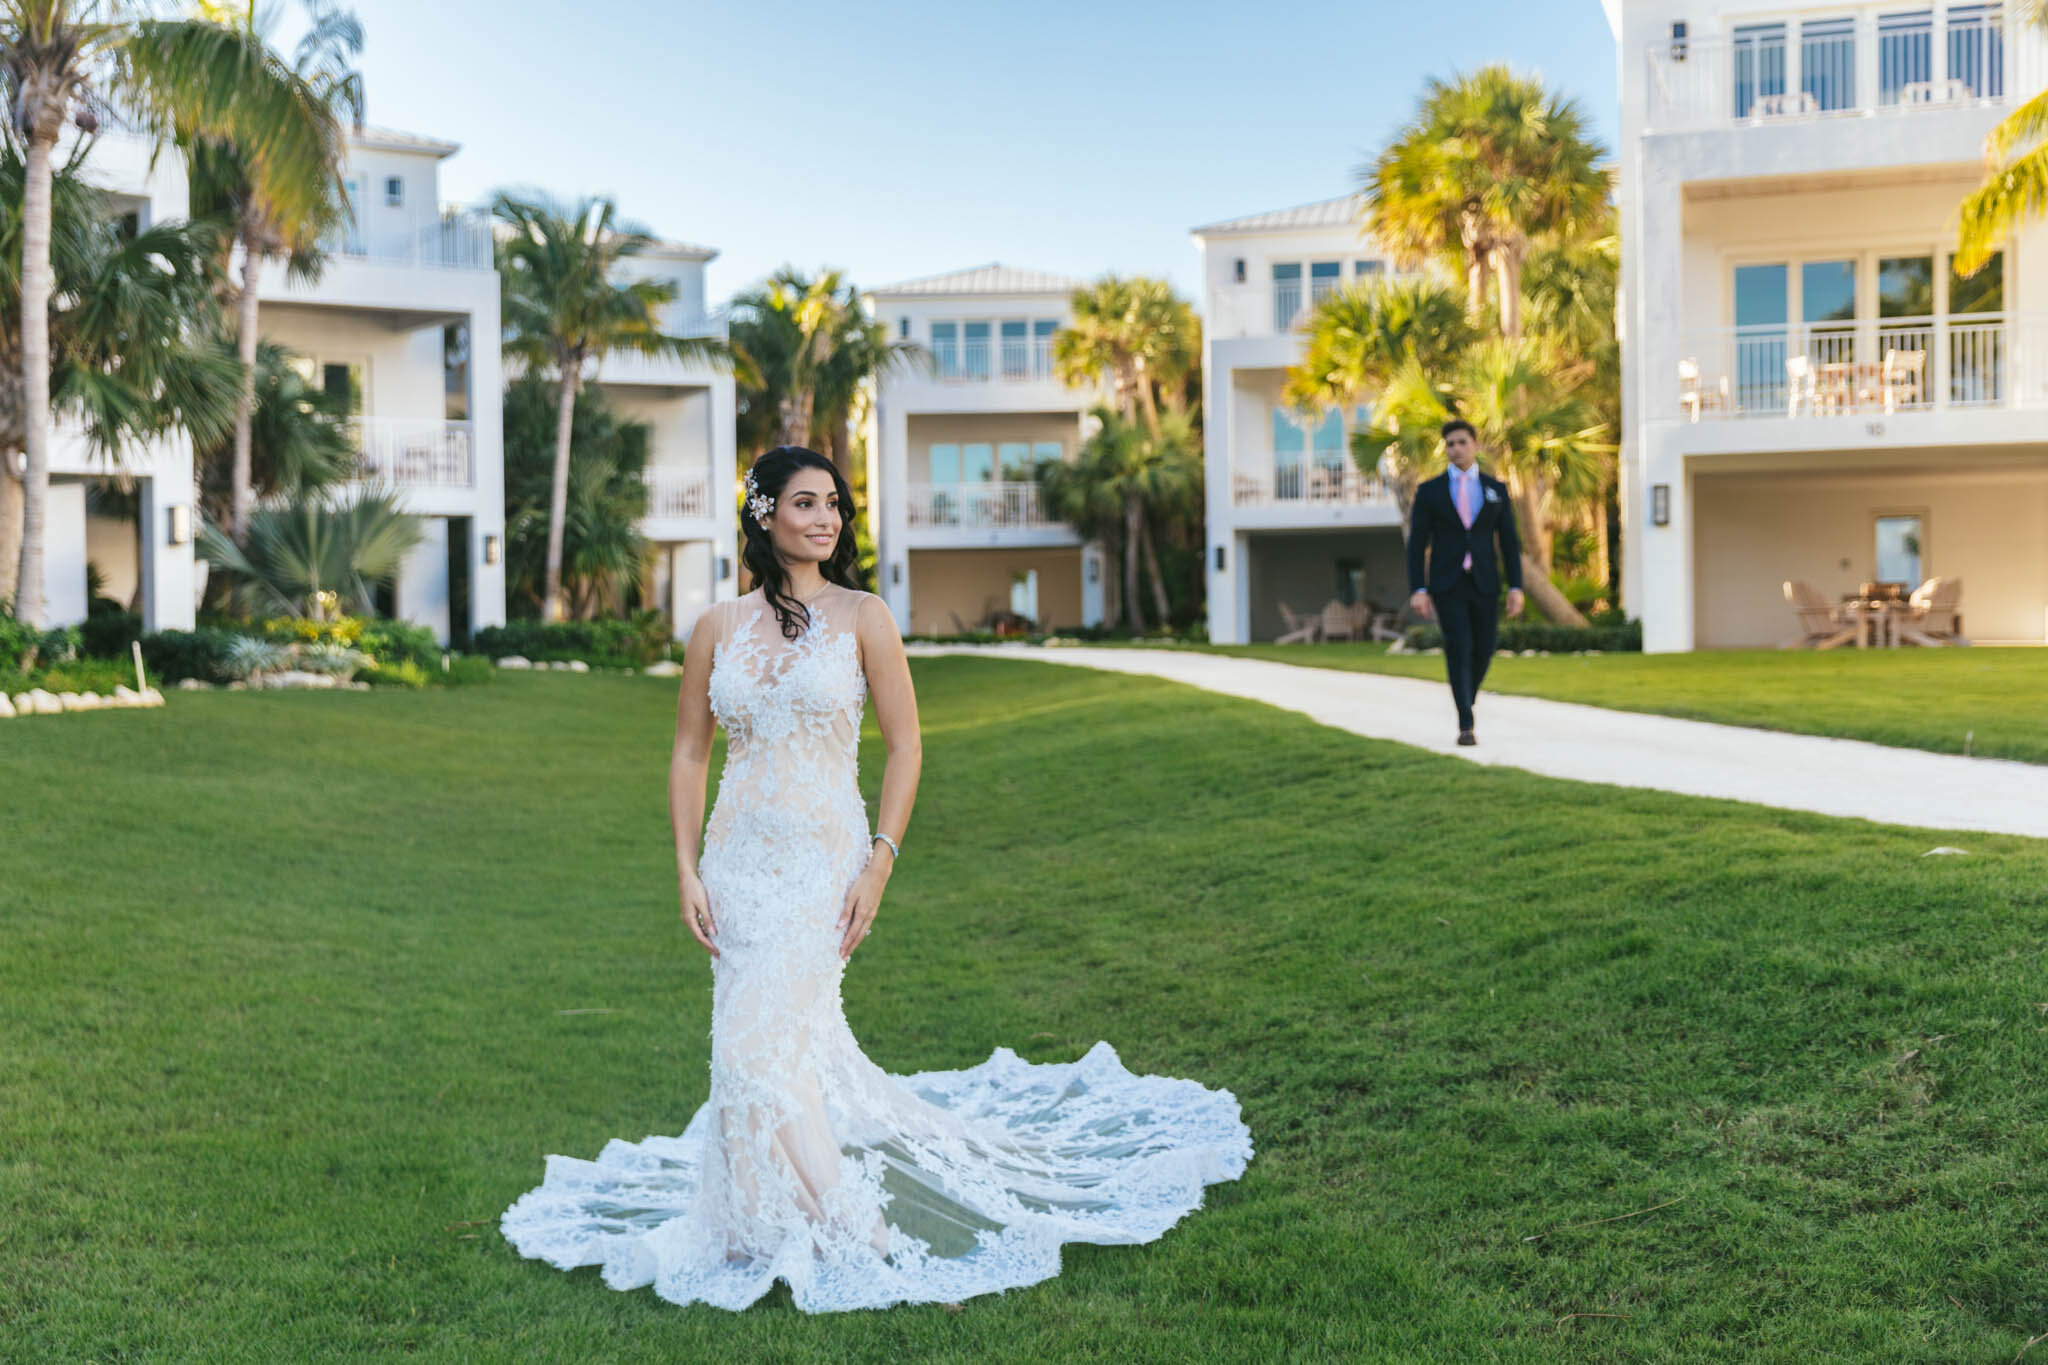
[1484,487,1500,504]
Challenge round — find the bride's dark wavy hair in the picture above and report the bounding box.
[741,446,862,639]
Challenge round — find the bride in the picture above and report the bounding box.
[501,446,1252,1313]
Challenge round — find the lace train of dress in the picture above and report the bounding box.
[501,589,1252,1313]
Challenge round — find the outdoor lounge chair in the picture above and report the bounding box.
[1275,602,1319,645]
[1320,599,1358,642]
[1896,577,1969,647]
[1782,580,1858,650]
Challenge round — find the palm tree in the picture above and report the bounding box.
[501,372,652,619]
[1956,4,2048,274]
[1353,337,1609,626]
[198,484,420,619]
[728,267,923,468]
[163,0,361,545]
[0,141,238,606]
[1052,275,1198,433]
[494,191,739,622]
[192,337,358,530]
[1364,65,1608,338]
[1038,407,1200,633]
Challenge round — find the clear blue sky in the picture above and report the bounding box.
[335,0,1620,307]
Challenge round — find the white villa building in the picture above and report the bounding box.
[594,240,738,640]
[864,266,1107,636]
[1609,0,2048,648]
[1193,197,1402,644]
[48,122,509,646]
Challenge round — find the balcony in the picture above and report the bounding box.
[1232,463,1393,508]
[1646,9,2036,133]
[1673,313,2048,421]
[328,206,494,270]
[643,467,716,521]
[931,337,1057,384]
[905,481,1058,530]
[350,417,473,487]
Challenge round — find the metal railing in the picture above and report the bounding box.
[1646,8,2032,131]
[936,340,1058,382]
[1272,279,1304,333]
[350,417,474,487]
[642,467,714,519]
[1673,313,2048,419]
[904,481,1056,529]
[1231,461,1392,507]
[329,206,494,270]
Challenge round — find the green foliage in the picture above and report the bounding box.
[199,487,422,619]
[260,614,364,646]
[473,611,669,667]
[359,658,430,689]
[501,375,651,619]
[355,618,440,671]
[221,635,289,680]
[137,628,240,685]
[729,267,924,459]
[193,339,360,526]
[1053,275,1200,428]
[18,656,134,695]
[81,612,141,662]
[1401,619,1641,653]
[441,654,495,686]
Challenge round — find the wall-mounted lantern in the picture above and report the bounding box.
[483,533,502,566]
[1214,544,1227,573]
[167,504,190,546]
[1670,21,1688,60]
[1233,258,1246,284]
[1651,484,1671,527]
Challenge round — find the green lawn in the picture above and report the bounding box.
[5,665,2047,1362]
[1189,642,2048,764]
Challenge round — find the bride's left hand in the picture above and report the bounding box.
[837,860,890,960]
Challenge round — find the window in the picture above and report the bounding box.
[928,443,960,484]
[290,359,365,415]
[1874,514,1924,586]
[898,317,909,339]
[998,442,1032,479]
[1309,260,1342,307]
[1802,259,1857,368]
[1732,23,1787,119]
[1272,262,1303,331]
[931,322,959,378]
[961,443,994,483]
[1879,10,1933,106]
[1336,558,1364,607]
[1271,408,1305,499]
[443,323,470,421]
[1801,17,1857,112]
[1733,263,1789,408]
[1878,256,1935,319]
[339,178,364,254]
[1032,319,1057,377]
[1950,250,2003,314]
[1311,409,1345,475]
[1031,440,1063,467]
[962,322,991,379]
[1009,569,1039,624]
[1950,251,2004,404]
[1949,4,2005,99]
[383,175,405,207]
[1354,260,1383,279]
[1000,321,1029,379]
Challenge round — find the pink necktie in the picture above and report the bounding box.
[1456,473,1475,571]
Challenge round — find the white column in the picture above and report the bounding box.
[1638,429,1694,653]
[1080,541,1105,626]
[397,517,452,644]
[709,374,738,603]
[142,441,197,633]
[1621,146,1685,629]
[1202,351,1240,642]
[878,395,911,629]
[42,480,89,627]
[1232,530,1252,644]
[469,283,508,635]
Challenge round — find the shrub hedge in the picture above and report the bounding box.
[473,612,669,667]
[1402,619,1643,653]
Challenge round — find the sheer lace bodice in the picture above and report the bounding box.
[502,587,1252,1313]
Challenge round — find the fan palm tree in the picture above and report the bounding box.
[494,191,740,622]
[1052,275,1198,433]
[1038,407,1200,632]
[0,141,237,606]
[1353,337,1609,626]
[1284,275,1474,416]
[192,337,357,529]
[1956,3,2048,274]
[729,267,924,468]
[197,484,420,619]
[163,0,361,545]
[1364,65,1609,338]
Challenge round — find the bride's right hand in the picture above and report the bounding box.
[679,869,719,958]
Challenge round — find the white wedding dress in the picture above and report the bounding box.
[501,587,1252,1313]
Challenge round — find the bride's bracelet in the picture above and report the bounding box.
[872,833,900,860]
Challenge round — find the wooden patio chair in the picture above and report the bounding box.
[1881,346,1927,413]
[1678,358,1730,422]
[1784,355,1812,417]
[1895,577,1969,647]
[1275,602,1320,645]
[1320,598,1358,643]
[1782,580,1858,649]
[1364,602,1404,642]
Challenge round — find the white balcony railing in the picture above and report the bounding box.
[905,481,1058,530]
[350,417,473,487]
[329,206,494,270]
[1673,313,2048,420]
[643,467,714,520]
[1646,9,2039,132]
[1232,462,1393,507]
[933,340,1056,383]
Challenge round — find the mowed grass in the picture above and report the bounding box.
[1194,641,2048,764]
[4,664,2047,1363]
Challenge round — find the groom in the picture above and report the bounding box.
[1405,419,1524,746]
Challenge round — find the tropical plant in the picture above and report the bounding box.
[0,140,237,608]
[729,267,924,467]
[494,190,739,621]
[1352,336,1610,626]
[159,0,360,544]
[1284,276,1475,431]
[1956,3,2048,273]
[501,372,653,620]
[1038,407,1201,633]
[1052,275,1199,432]
[197,485,421,619]
[1364,65,1609,338]
[192,337,357,527]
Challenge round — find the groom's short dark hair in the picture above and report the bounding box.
[1440,419,1477,442]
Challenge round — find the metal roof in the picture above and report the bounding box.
[349,124,461,158]
[867,262,1086,298]
[1190,194,1364,236]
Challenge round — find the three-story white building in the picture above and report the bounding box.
[864,265,1107,635]
[1193,197,1402,644]
[1609,0,2048,648]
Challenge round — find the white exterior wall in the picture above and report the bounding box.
[1610,0,2048,649]
[1194,210,1402,644]
[865,283,1104,634]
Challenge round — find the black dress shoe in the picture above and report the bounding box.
[1457,730,1477,746]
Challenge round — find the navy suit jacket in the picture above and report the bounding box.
[1405,468,1524,598]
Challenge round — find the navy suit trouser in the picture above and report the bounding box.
[1430,572,1498,733]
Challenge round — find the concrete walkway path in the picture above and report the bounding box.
[906,645,2048,840]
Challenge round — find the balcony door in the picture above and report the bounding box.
[1271,409,1305,499]
[1732,263,1788,410]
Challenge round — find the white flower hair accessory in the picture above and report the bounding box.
[744,468,774,526]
